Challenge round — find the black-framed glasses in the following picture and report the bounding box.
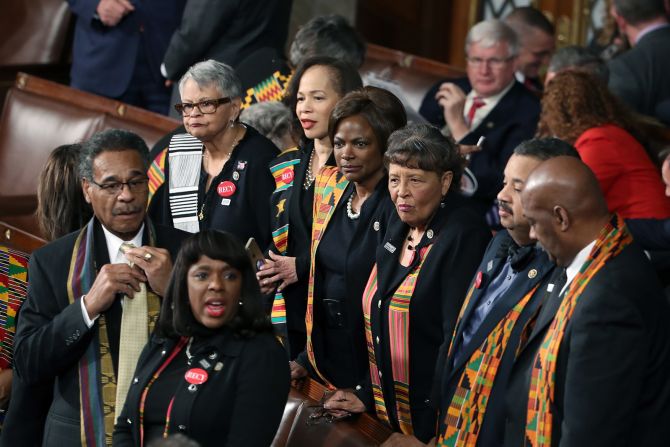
[174,97,231,116]
[466,56,514,69]
[88,177,149,195]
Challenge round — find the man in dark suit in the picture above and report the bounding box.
[67,0,186,115]
[608,0,670,123]
[419,19,540,226]
[505,156,670,446]
[11,129,188,445]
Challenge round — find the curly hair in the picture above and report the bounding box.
[538,70,642,144]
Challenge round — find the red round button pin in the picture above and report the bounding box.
[281,170,294,183]
[185,368,208,385]
[217,181,236,197]
[474,271,483,289]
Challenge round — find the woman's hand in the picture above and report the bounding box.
[257,253,298,292]
[323,389,366,418]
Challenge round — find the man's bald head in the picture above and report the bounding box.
[521,156,610,266]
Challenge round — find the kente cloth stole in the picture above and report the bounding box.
[436,284,540,447]
[525,215,632,447]
[362,245,433,435]
[269,150,301,346]
[305,167,348,388]
[167,133,203,234]
[241,70,293,109]
[0,245,28,370]
[67,219,161,446]
[147,148,167,203]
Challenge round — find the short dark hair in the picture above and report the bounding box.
[157,230,271,339]
[548,46,609,83]
[289,14,366,68]
[513,137,581,160]
[505,6,555,36]
[284,56,363,147]
[384,123,464,193]
[79,129,150,180]
[328,86,407,155]
[613,0,666,25]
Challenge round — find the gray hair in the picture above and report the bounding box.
[289,14,366,68]
[178,59,243,99]
[548,46,609,83]
[79,129,150,180]
[465,19,519,57]
[240,101,292,149]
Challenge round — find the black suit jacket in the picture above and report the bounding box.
[608,26,670,123]
[113,330,289,446]
[367,196,490,442]
[432,230,554,447]
[11,221,187,446]
[162,0,291,79]
[504,242,670,446]
[419,79,540,210]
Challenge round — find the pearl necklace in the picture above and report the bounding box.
[303,148,316,190]
[346,192,360,220]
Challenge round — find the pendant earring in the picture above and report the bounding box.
[238,300,244,306]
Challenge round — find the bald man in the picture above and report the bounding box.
[504,157,670,446]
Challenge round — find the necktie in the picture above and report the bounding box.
[466,96,485,127]
[114,242,149,422]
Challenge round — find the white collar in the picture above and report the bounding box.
[469,79,515,103]
[101,224,145,264]
[561,240,596,296]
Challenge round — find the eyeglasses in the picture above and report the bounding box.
[466,56,514,69]
[174,98,232,116]
[88,177,149,195]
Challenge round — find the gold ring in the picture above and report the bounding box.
[143,252,152,261]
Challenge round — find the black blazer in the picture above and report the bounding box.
[432,230,554,447]
[113,330,290,446]
[11,221,187,446]
[297,179,395,391]
[367,196,490,442]
[504,242,670,446]
[608,26,670,123]
[148,126,279,249]
[419,79,540,208]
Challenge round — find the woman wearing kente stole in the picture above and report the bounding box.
[326,124,489,441]
[291,87,406,405]
[259,57,362,359]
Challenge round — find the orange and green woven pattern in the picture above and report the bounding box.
[0,245,29,369]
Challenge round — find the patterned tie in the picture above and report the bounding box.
[114,242,149,422]
[466,96,486,127]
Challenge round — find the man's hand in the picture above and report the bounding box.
[435,82,469,141]
[83,263,146,318]
[257,253,298,293]
[323,389,366,418]
[96,0,134,27]
[122,246,173,297]
[382,433,434,446]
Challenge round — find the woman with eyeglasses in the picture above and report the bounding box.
[148,59,279,249]
[257,56,362,358]
[113,230,289,446]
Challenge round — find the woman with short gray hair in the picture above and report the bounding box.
[148,59,279,250]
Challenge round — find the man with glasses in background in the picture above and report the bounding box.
[420,19,540,228]
[10,129,187,446]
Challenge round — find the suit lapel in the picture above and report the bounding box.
[469,82,523,136]
[520,273,566,353]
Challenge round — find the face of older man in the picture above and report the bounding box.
[521,188,568,266]
[466,41,517,98]
[82,149,149,240]
[516,29,555,80]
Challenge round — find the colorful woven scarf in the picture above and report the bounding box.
[305,167,349,387]
[525,215,632,447]
[436,284,539,447]
[147,148,167,203]
[67,219,161,446]
[241,70,293,109]
[0,245,28,370]
[362,245,433,435]
[269,150,301,346]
